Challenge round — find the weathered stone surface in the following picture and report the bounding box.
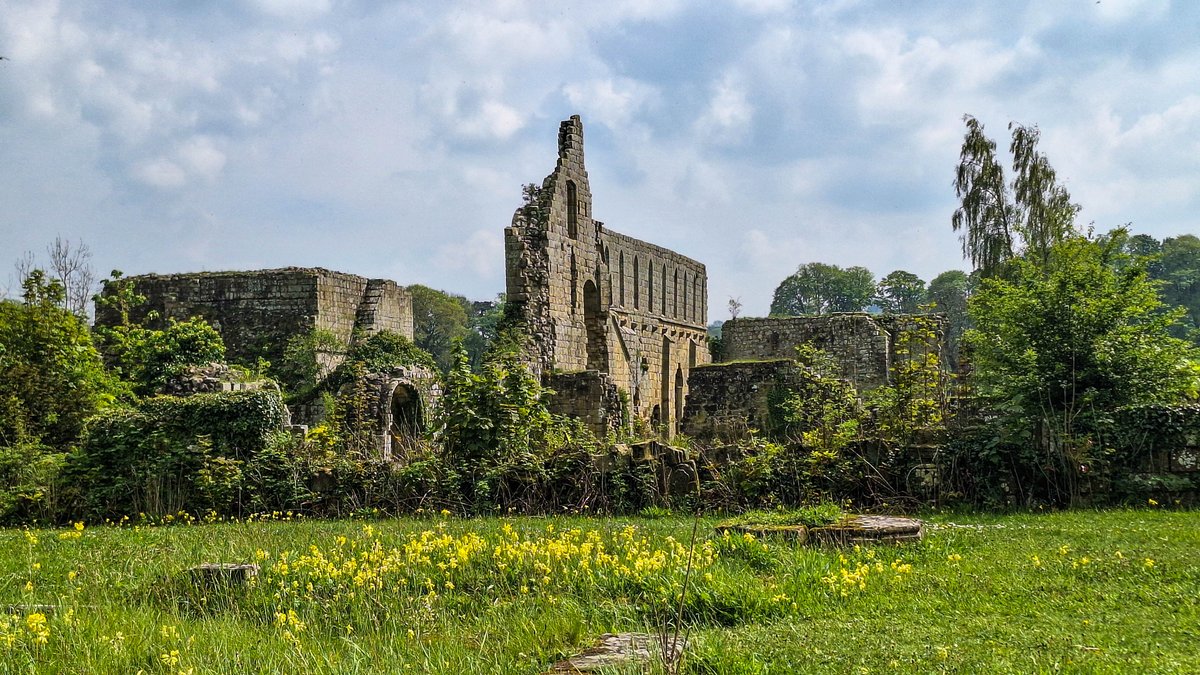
[187,563,259,587]
[160,362,273,396]
[721,314,947,391]
[680,360,811,442]
[548,632,686,673]
[505,116,709,436]
[545,370,623,437]
[96,267,413,371]
[810,515,925,546]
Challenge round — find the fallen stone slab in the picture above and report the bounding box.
[548,632,686,673]
[714,523,809,543]
[810,515,924,546]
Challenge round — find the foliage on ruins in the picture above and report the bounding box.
[769,262,874,316]
[67,390,291,518]
[330,330,436,386]
[92,271,227,396]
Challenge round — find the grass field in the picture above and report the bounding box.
[1,508,1196,673]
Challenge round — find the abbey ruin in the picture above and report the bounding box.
[98,115,947,451]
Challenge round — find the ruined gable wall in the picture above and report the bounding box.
[99,268,414,367]
[504,115,712,435]
[504,115,606,376]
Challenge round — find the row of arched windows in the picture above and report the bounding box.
[613,249,704,323]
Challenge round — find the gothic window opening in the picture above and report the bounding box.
[661,265,667,315]
[570,253,578,311]
[619,251,625,306]
[647,260,654,311]
[566,180,578,238]
[633,256,640,309]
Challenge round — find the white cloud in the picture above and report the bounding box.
[177,136,227,182]
[133,158,188,189]
[694,73,753,144]
[434,229,503,279]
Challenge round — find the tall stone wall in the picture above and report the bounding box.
[720,314,946,390]
[504,115,710,436]
[97,267,414,367]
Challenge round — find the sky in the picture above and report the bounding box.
[1,0,1198,318]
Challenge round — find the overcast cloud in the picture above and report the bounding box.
[2,0,1197,317]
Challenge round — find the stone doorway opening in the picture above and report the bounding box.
[583,279,607,371]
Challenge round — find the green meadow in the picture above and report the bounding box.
[1,508,1196,673]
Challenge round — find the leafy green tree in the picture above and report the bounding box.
[953,116,1078,276]
[463,296,505,368]
[966,231,1199,503]
[410,285,471,372]
[0,271,116,449]
[1159,234,1200,338]
[927,270,972,366]
[875,270,927,314]
[92,271,226,395]
[770,263,874,316]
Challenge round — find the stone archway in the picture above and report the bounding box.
[386,382,423,461]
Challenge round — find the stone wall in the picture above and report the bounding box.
[680,360,811,443]
[504,116,710,435]
[720,314,946,390]
[97,267,414,367]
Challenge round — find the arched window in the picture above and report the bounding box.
[619,251,625,306]
[570,253,578,311]
[661,264,667,314]
[633,256,640,309]
[673,270,679,318]
[647,260,654,311]
[682,273,689,322]
[566,180,578,238]
[693,276,701,323]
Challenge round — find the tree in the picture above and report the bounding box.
[966,231,1198,503]
[952,116,1078,277]
[770,263,874,316]
[927,270,972,366]
[0,271,116,450]
[1159,234,1200,339]
[875,270,926,314]
[409,285,471,372]
[9,238,96,317]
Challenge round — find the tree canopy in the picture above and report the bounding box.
[770,263,874,316]
[875,270,927,314]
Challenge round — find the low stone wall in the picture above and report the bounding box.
[545,370,623,438]
[680,360,811,443]
[720,314,945,390]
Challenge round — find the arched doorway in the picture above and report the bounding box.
[388,383,422,460]
[583,279,607,371]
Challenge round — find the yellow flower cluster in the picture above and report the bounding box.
[0,612,50,650]
[821,546,913,597]
[259,522,731,625]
